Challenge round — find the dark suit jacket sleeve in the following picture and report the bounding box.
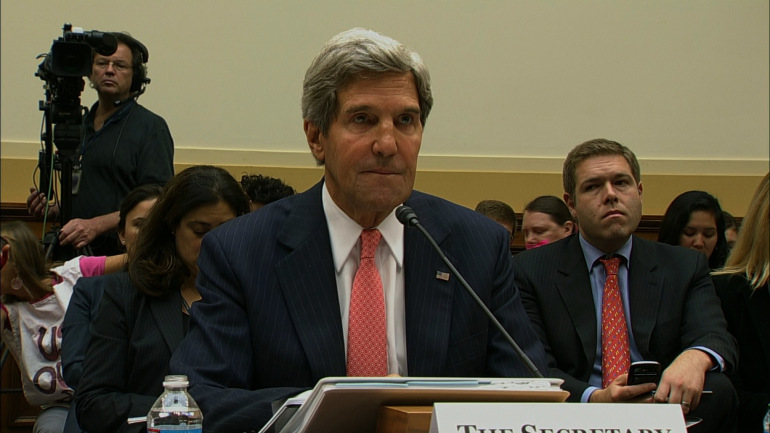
[62,276,104,390]
[481,226,548,377]
[403,192,547,378]
[514,249,587,397]
[75,276,156,433]
[170,229,305,433]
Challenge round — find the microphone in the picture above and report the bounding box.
[396,205,544,378]
[113,80,149,106]
[112,90,141,107]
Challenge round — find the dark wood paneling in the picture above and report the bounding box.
[0,202,38,220]
[0,203,44,237]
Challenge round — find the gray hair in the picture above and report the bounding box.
[301,28,433,137]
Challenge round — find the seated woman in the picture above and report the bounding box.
[712,173,769,432]
[61,183,163,433]
[521,195,575,250]
[658,190,728,269]
[0,221,124,433]
[74,165,249,433]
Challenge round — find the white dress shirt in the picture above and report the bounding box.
[321,183,408,375]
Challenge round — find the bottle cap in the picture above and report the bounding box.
[163,374,189,387]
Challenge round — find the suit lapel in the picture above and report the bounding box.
[627,237,664,356]
[556,236,598,366]
[402,194,454,376]
[276,182,346,377]
[149,292,184,353]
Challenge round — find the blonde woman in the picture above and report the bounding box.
[713,173,770,432]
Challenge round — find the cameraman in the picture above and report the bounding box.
[26,32,174,256]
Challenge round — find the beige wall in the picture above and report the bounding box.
[1,1,768,215]
[2,157,762,216]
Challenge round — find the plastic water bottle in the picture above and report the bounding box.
[764,403,770,433]
[147,375,203,432]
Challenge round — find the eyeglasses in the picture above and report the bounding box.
[93,59,131,72]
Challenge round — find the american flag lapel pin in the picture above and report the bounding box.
[435,271,450,281]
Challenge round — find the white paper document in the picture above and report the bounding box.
[260,376,568,433]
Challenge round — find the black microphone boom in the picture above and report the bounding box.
[113,87,147,107]
[395,205,420,227]
[396,205,544,378]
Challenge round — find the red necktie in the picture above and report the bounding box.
[346,229,387,376]
[600,256,630,388]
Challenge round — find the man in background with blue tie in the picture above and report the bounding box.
[514,138,738,432]
[171,27,547,432]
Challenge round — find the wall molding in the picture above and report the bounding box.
[2,140,767,175]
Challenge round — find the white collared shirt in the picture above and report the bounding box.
[321,183,408,375]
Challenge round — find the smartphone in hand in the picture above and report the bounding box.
[627,360,661,386]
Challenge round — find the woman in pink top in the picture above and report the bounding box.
[0,221,124,433]
[521,195,575,250]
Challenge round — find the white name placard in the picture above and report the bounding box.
[430,403,687,433]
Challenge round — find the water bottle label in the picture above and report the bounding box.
[148,428,202,432]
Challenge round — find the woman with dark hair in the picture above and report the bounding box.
[521,195,575,250]
[61,184,163,433]
[658,190,728,269]
[712,173,769,432]
[75,166,249,433]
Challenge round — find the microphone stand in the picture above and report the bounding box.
[396,205,544,378]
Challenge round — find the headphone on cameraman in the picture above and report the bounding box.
[109,32,150,97]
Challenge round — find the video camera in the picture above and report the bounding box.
[36,24,117,140]
[35,24,114,260]
[38,24,117,79]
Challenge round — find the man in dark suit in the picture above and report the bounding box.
[170,28,547,432]
[514,138,738,432]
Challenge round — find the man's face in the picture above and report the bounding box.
[564,155,643,253]
[305,71,422,227]
[90,42,133,101]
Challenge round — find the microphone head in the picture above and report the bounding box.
[396,205,419,227]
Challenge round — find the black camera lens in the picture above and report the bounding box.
[51,41,92,77]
